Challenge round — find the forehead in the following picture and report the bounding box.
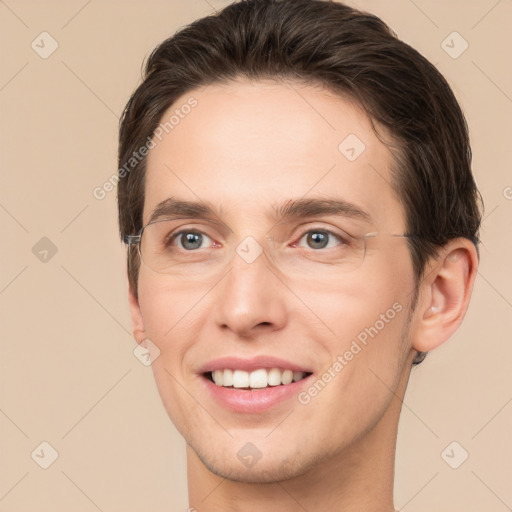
[143,79,406,231]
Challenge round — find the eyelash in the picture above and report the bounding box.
[294,229,349,249]
[168,230,217,250]
[168,226,351,250]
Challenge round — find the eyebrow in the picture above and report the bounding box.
[148,198,221,224]
[147,196,372,226]
[273,197,371,223]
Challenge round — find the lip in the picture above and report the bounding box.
[200,374,313,413]
[197,356,313,414]
[198,356,312,374]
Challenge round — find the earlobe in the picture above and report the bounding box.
[411,239,478,353]
[128,285,146,344]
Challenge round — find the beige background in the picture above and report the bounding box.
[1,0,511,510]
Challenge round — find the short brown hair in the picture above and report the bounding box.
[117,0,482,365]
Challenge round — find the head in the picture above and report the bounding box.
[117,0,481,483]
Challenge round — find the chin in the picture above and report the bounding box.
[192,442,321,484]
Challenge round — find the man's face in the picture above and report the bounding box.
[131,79,419,482]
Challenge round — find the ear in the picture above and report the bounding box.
[128,283,147,345]
[410,238,479,353]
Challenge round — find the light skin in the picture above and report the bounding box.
[127,79,478,511]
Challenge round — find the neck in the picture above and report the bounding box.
[186,361,412,512]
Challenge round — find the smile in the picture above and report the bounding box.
[209,368,310,389]
[198,356,314,413]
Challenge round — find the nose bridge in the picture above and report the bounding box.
[213,240,287,336]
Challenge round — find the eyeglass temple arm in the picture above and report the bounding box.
[123,234,141,245]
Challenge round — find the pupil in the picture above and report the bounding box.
[182,232,202,250]
[308,232,328,249]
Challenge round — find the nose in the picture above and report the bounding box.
[212,248,288,339]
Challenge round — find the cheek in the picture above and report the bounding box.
[136,272,199,370]
[311,257,413,389]
[310,266,410,343]
[137,274,206,432]
[138,271,196,336]
[309,279,410,424]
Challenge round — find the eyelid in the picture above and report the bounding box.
[160,220,356,249]
[150,217,229,236]
[168,228,217,249]
[290,223,355,245]
[292,232,343,250]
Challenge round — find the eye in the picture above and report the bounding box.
[170,230,214,251]
[295,229,349,250]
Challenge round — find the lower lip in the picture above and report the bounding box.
[201,374,312,413]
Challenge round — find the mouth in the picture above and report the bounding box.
[198,356,313,413]
[205,368,312,389]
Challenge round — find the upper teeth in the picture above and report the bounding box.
[212,368,306,388]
